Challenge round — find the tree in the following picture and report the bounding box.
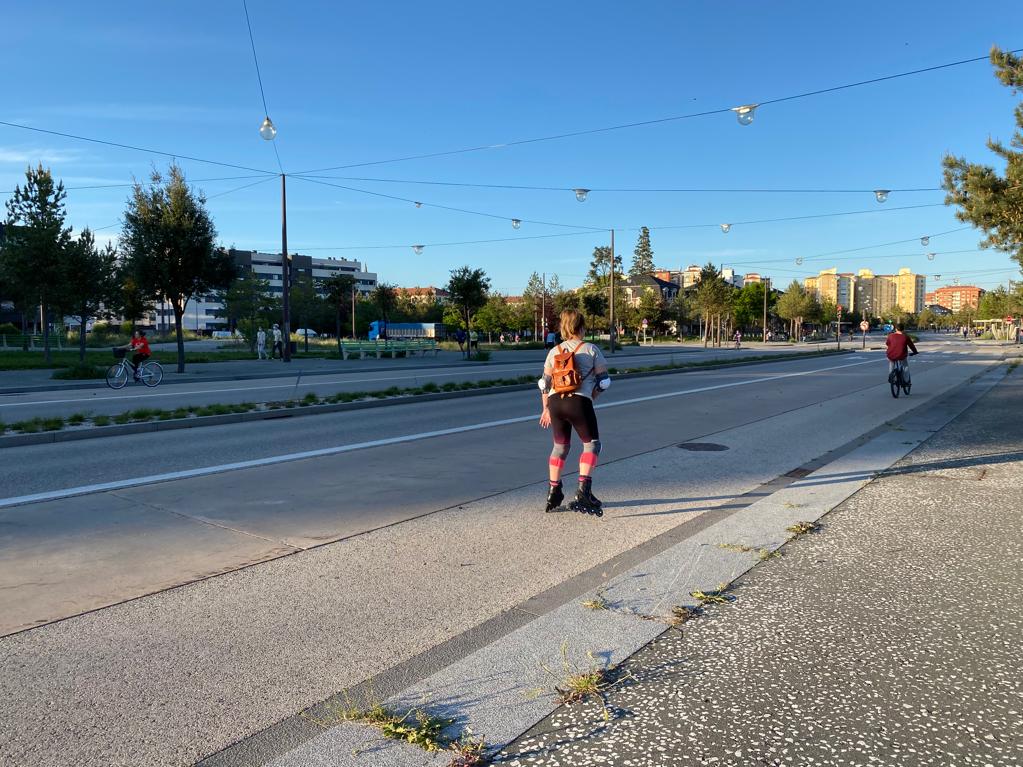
[323,273,356,353]
[216,270,277,350]
[637,287,666,334]
[775,280,814,340]
[694,263,732,346]
[978,285,1011,319]
[731,282,770,331]
[371,283,397,326]
[585,245,623,287]
[2,165,72,361]
[446,266,490,358]
[121,164,233,372]
[474,294,511,341]
[57,229,118,361]
[629,226,655,278]
[917,307,938,330]
[523,271,549,339]
[943,47,1023,274]
[290,274,324,352]
[112,265,155,333]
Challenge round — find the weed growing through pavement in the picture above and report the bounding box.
[690,582,736,605]
[531,642,629,722]
[786,520,821,537]
[715,542,753,553]
[304,692,489,766]
[757,547,782,561]
[581,589,611,611]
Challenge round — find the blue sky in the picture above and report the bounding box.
[3,1,1023,295]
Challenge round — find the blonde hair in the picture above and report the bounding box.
[559,309,585,339]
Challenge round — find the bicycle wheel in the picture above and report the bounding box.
[890,369,900,398]
[139,361,163,387]
[106,363,129,390]
[902,378,912,395]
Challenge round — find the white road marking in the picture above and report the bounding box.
[0,358,876,509]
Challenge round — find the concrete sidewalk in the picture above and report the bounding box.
[498,369,1023,765]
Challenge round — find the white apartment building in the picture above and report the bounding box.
[154,249,377,333]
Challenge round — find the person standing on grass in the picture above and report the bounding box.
[538,309,612,517]
[256,326,267,360]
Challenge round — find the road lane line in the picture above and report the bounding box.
[0,358,876,509]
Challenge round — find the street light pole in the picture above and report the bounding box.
[281,173,291,362]
[609,229,616,354]
[762,277,770,342]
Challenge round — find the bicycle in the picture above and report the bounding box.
[888,353,915,398]
[106,347,163,390]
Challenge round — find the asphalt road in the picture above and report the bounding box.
[0,343,823,421]
[0,335,1005,767]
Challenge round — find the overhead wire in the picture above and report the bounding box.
[0,119,275,175]
[242,0,284,174]
[291,47,1023,175]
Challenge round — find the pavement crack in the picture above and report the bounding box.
[108,491,303,550]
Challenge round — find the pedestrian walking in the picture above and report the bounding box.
[538,309,612,517]
[256,327,267,360]
[469,329,479,353]
[271,324,283,359]
[455,328,466,355]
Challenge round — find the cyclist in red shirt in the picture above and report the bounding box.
[122,330,151,380]
[886,324,918,382]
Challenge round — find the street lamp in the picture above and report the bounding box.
[573,188,590,202]
[731,104,758,126]
[259,115,292,362]
[412,244,424,255]
[920,235,930,246]
[926,252,936,261]
[874,189,890,203]
[511,219,522,229]
[720,223,731,234]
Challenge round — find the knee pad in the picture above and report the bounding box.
[550,442,570,460]
[583,440,601,456]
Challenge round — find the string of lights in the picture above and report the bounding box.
[291,48,1023,175]
[295,173,943,196]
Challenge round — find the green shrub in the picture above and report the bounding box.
[441,382,458,391]
[41,417,64,431]
[52,363,106,380]
[0,322,19,335]
[421,382,440,393]
[93,415,111,427]
[301,392,319,406]
[66,412,88,425]
[113,413,132,424]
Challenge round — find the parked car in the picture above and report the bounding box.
[293,328,318,338]
[768,331,790,342]
[211,330,237,339]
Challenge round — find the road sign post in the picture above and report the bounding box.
[837,305,842,350]
[860,319,869,349]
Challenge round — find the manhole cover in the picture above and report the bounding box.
[677,442,729,452]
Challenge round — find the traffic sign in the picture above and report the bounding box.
[837,304,843,313]
[859,321,870,332]
[641,318,648,328]
[1005,316,1015,323]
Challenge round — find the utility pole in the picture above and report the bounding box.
[762,277,769,342]
[541,271,546,342]
[351,282,357,339]
[281,174,292,362]
[609,229,616,354]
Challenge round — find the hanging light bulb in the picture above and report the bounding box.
[259,116,277,141]
[795,257,804,266]
[934,274,941,280]
[412,244,424,255]
[730,104,758,126]
[719,223,731,234]
[414,201,422,208]
[573,188,590,202]
[874,189,890,203]
[511,219,521,229]
[920,235,930,246]
[926,252,936,261]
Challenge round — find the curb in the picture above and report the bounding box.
[0,350,854,449]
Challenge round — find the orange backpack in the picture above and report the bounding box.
[551,343,583,394]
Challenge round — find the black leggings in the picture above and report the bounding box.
[548,393,599,444]
[131,353,149,369]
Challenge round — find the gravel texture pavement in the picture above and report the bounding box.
[498,371,1023,767]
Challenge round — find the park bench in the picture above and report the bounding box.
[339,339,439,360]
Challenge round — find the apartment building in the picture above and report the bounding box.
[803,267,926,317]
[924,285,985,312]
[155,249,378,333]
[803,268,856,311]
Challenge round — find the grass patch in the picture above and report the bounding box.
[421,381,441,393]
[757,547,782,561]
[441,382,459,392]
[128,408,161,422]
[66,412,88,426]
[92,414,111,427]
[112,412,132,425]
[581,590,611,611]
[300,392,320,406]
[715,542,753,553]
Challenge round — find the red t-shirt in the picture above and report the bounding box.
[885,332,916,361]
[130,337,151,356]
